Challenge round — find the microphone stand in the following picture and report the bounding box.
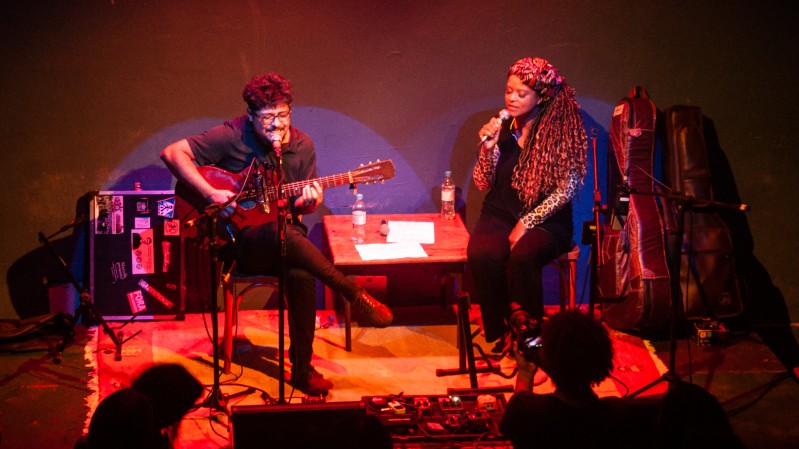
[273,150,289,404]
[627,187,749,397]
[588,128,605,315]
[38,222,139,363]
[248,154,289,402]
[192,159,268,414]
[193,203,232,415]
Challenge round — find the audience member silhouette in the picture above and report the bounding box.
[657,379,747,449]
[500,309,645,448]
[132,362,203,444]
[81,388,163,449]
[500,309,747,448]
[75,363,202,449]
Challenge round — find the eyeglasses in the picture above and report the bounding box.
[252,110,291,124]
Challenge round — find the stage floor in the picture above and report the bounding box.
[0,306,797,448]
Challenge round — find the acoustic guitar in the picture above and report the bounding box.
[176,159,395,234]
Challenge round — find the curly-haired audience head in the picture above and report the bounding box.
[132,363,203,431]
[507,57,588,210]
[539,309,614,392]
[242,73,293,111]
[86,388,161,449]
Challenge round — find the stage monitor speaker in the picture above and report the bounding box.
[230,401,368,449]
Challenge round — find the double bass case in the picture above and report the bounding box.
[598,86,672,333]
[662,105,743,320]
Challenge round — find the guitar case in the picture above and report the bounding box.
[662,105,743,320]
[598,86,672,333]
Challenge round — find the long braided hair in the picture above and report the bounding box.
[508,58,588,209]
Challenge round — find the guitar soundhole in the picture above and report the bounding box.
[238,198,257,210]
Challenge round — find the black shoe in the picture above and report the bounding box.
[288,365,333,396]
[490,331,511,354]
[351,290,393,328]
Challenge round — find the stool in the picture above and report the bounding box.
[221,273,354,374]
[437,244,582,388]
[552,244,581,311]
[221,273,279,374]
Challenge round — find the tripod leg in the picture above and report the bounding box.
[436,293,501,387]
[460,294,479,388]
[114,332,123,361]
[53,311,79,364]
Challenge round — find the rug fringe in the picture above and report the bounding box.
[643,339,669,375]
[83,326,99,435]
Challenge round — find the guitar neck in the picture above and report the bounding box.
[269,172,354,201]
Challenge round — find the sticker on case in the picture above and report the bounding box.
[138,279,174,309]
[164,219,180,236]
[157,197,176,219]
[131,228,155,275]
[127,289,147,314]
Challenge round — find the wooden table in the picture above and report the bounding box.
[323,213,470,351]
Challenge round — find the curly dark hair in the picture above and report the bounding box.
[242,73,293,111]
[539,309,614,391]
[511,83,588,209]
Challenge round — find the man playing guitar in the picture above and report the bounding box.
[160,73,392,396]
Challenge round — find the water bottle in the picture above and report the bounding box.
[352,193,366,243]
[441,171,456,220]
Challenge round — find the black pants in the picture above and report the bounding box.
[467,213,571,342]
[235,221,361,369]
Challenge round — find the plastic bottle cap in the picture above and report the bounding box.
[445,171,452,177]
[356,193,363,200]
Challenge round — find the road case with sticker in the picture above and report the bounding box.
[89,190,184,320]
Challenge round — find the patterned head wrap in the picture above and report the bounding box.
[508,57,564,102]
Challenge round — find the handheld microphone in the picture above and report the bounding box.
[479,109,511,146]
[252,160,270,214]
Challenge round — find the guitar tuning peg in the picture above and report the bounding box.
[359,163,364,167]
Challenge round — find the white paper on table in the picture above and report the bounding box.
[354,242,429,261]
[385,221,435,244]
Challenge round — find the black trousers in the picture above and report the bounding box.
[235,221,361,369]
[467,212,571,342]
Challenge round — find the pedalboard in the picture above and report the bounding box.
[363,393,508,443]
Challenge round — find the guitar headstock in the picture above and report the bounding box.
[350,159,396,184]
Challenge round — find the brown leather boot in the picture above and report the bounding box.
[351,290,393,328]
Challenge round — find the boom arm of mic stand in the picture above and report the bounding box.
[625,187,750,212]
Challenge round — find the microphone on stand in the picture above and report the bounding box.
[478,109,511,146]
[252,159,270,214]
[267,132,282,159]
[183,216,200,228]
[183,204,225,228]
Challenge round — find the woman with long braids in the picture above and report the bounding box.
[467,57,588,352]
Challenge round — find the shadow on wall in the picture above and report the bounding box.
[703,115,799,372]
[6,163,178,319]
[6,193,94,318]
